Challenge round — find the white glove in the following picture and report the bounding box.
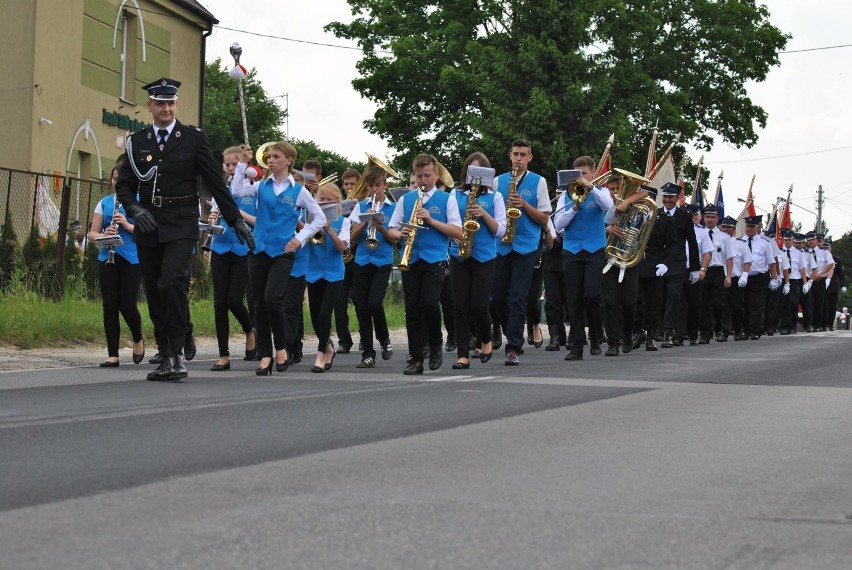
[689,271,700,284]
[783,282,790,295]
[843,287,848,293]
[738,274,748,288]
[769,278,780,291]
[655,264,668,277]
[825,277,831,288]
[803,281,812,294]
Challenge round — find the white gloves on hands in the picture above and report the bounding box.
[769,277,780,291]
[689,271,700,284]
[803,281,812,294]
[738,274,748,288]
[655,264,668,277]
[843,286,848,294]
[783,282,790,295]
[825,277,831,288]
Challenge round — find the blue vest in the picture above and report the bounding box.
[562,188,607,254]
[449,189,497,263]
[97,194,138,264]
[211,193,257,256]
[495,171,544,256]
[401,190,450,264]
[291,210,309,278]
[253,178,302,258]
[306,216,345,283]
[354,197,395,267]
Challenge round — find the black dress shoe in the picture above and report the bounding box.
[423,346,431,360]
[429,350,443,371]
[147,358,171,381]
[406,353,414,364]
[661,333,673,348]
[149,352,163,365]
[672,337,684,347]
[452,360,470,370]
[621,340,633,354]
[765,331,774,337]
[717,335,728,342]
[779,329,791,335]
[183,335,197,361]
[589,344,602,356]
[444,341,457,353]
[690,339,700,346]
[403,361,424,375]
[210,361,231,371]
[605,345,619,356]
[100,359,119,367]
[545,339,560,351]
[168,355,188,381]
[337,343,352,355]
[749,334,760,340]
[633,332,646,350]
[564,350,583,361]
[504,351,519,366]
[645,338,658,351]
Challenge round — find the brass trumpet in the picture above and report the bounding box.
[567,171,612,206]
[364,195,383,251]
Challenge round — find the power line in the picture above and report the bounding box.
[710,144,852,164]
[781,43,852,54]
[214,25,377,53]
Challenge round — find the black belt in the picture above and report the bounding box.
[143,194,197,207]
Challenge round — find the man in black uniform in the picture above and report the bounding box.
[117,78,254,381]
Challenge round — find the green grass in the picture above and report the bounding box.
[0,289,407,349]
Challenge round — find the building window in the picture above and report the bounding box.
[120,11,137,104]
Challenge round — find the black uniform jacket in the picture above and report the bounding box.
[116,121,241,246]
[637,209,679,279]
[663,207,700,275]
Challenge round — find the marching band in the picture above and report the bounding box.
[109,75,849,381]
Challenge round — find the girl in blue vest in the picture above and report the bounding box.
[448,152,507,369]
[348,166,399,368]
[248,142,326,375]
[388,154,463,375]
[306,183,350,372]
[87,160,144,367]
[207,145,258,371]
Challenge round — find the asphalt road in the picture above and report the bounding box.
[2,331,852,569]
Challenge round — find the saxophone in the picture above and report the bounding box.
[456,183,481,260]
[500,166,521,245]
[398,185,426,272]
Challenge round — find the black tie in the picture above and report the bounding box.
[157,128,168,150]
[786,248,791,263]
[708,229,714,243]
[667,210,672,217]
[748,237,753,252]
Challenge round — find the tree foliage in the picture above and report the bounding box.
[328,0,789,182]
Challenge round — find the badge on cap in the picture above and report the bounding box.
[146,155,152,162]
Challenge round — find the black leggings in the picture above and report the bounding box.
[307,279,342,353]
[248,252,294,358]
[450,257,496,359]
[211,251,253,357]
[98,256,143,357]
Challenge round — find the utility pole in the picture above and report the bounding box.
[815,184,824,233]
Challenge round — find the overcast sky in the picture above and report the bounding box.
[199,0,852,237]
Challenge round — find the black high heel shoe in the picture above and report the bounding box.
[256,358,273,376]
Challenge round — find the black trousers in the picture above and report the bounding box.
[661,271,686,333]
[677,280,702,341]
[812,279,829,329]
[353,263,392,360]
[401,259,445,361]
[542,250,567,344]
[334,264,354,346]
[450,257,496,359]
[764,286,782,334]
[211,251,253,357]
[441,270,455,343]
[825,285,839,328]
[492,251,539,353]
[307,279,342,353]
[248,252,294,358]
[601,264,638,346]
[726,281,746,335]
[137,239,195,357]
[801,287,813,330]
[562,248,605,352]
[699,266,728,338]
[781,279,803,332]
[526,259,544,339]
[98,257,143,357]
[743,272,770,336]
[283,274,306,358]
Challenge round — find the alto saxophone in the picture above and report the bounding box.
[457,183,481,260]
[501,166,521,245]
[398,185,427,272]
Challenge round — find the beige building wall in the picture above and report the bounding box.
[2,0,213,180]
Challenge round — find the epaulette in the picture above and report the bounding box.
[759,234,773,243]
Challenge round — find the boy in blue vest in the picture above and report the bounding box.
[554,156,614,360]
[389,154,463,375]
[491,140,553,366]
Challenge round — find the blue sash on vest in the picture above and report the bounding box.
[98,194,139,264]
[562,188,607,254]
[401,190,450,264]
[253,179,302,258]
[306,216,345,283]
[354,197,395,267]
[449,189,497,263]
[496,171,543,256]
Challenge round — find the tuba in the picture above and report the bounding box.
[350,153,400,201]
[398,185,427,271]
[601,168,655,282]
[500,166,521,245]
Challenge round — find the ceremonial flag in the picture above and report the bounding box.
[644,126,658,179]
[714,179,725,221]
[735,175,757,238]
[676,159,686,207]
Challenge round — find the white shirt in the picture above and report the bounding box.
[727,238,753,278]
[783,247,808,280]
[553,186,614,233]
[688,225,715,269]
[814,247,835,272]
[741,234,775,275]
[388,187,462,229]
[151,121,176,142]
[705,227,731,269]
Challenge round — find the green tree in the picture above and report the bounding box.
[328,0,789,180]
[203,59,287,159]
[290,138,366,181]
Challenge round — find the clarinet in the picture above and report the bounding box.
[105,194,120,265]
